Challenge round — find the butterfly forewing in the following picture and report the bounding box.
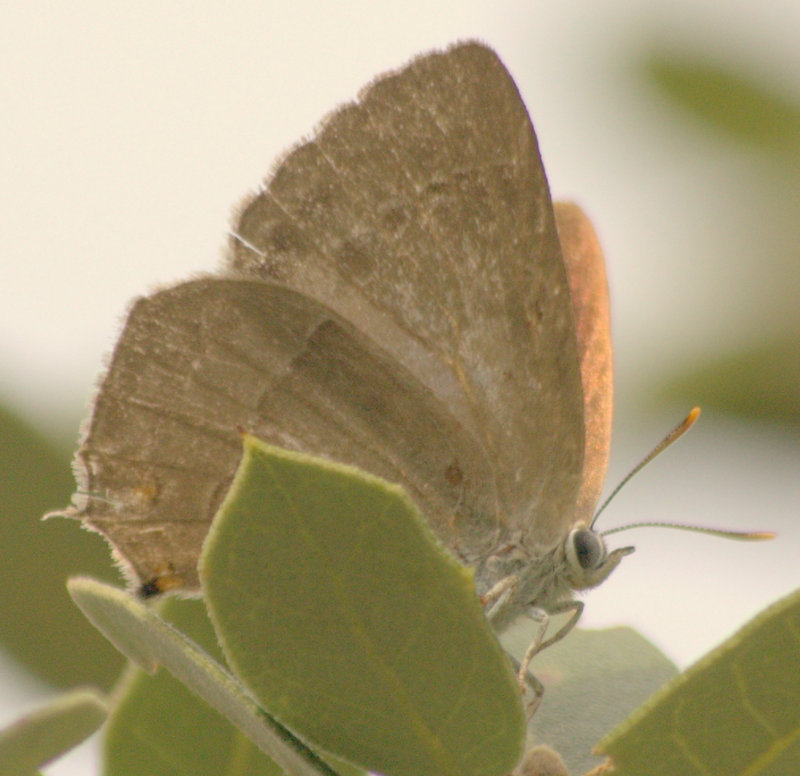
[227,42,585,552]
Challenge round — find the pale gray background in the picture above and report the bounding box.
[2,2,798,773]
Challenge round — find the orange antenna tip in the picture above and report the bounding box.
[660,406,701,451]
[743,531,777,541]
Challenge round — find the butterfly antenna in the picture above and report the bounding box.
[592,407,775,542]
[591,407,701,527]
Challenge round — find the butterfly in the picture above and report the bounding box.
[63,41,631,646]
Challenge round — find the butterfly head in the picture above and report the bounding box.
[563,524,634,591]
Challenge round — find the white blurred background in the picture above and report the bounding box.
[2,2,798,773]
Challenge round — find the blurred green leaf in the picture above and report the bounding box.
[102,597,288,776]
[639,47,800,429]
[643,51,800,150]
[68,577,343,776]
[0,687,107,776]
[661,335,800,428]
[598,586,800,774]
[0,403,123,688]
[200,435,525,776]
[503,623,677,775]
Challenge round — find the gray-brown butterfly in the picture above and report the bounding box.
[61,42,641,645]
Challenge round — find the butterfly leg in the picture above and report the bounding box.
[517,600,584,713]
[515,607,550,715]
[481,574,521,624]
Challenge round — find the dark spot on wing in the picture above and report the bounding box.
[444,460,464,487]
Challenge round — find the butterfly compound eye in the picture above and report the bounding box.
[567,528,607,571]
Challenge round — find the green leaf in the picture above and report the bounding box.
[0,404,123,688]
[597,586,800,774]
[67,577,342,776]
[199,435,525,776]
[661,335,800,428]
[503,622,677,774]
[102,597,286,776]
[643,51,800,151]
[0,687,107,776]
